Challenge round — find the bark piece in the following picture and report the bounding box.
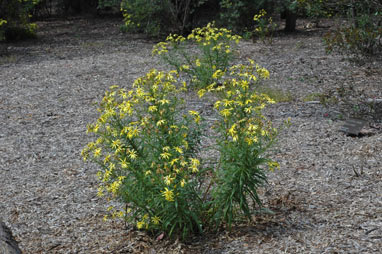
[0,221,22,254]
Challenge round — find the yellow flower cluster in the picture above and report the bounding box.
[152,41,168,55]
[153,23,241,58]
[122,11,134,27]
[197,59,271,99]
[186,22,242,45]
[194,59,277,147]
[229,59,270,80]
[0,19,7,26]
[253,9,267,22]
[162,187,175,202]
[214,83,276,145]
[136,213,161,230]
[83,68,206,233]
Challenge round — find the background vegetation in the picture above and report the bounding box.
[1,0,381,58]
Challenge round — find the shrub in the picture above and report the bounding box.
[120,0,206,36]
[218,0,310,34]
[0,0,38,42]
[84,23,284,239]
[323,13,382,57]
[98,0,121,9]
[152,22,242,89]
[252,9,278,44]
[219,0,269,33]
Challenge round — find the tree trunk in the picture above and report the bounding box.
[284,9,297,33]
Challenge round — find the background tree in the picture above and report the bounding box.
[120,0,210,36]
[218,0,270,32]
[0,0,38,42]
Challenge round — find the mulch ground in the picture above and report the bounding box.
[0,17,381,254]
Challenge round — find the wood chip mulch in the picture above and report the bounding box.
[0,17,381,254]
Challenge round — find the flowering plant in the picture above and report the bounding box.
[153,23,241,89]
[84,24,285,239]
[0,19,7,41]
[202,60,279,227]
[253,9,278,44]
[82,69,208,238]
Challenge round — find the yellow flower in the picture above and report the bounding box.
[189,110,201,124]
[103,169,111,182]
[244,106,253,113]
[190,166,199,173]
[190,158,200,166]
[182,140,189,149]
[175,35,186,42]
[87,142,96,149]
[198,89,206,98]
[228,124,237,137]
[162,187,175,202]
[117,211,124,218]
[212,69,224,79]
[180,179,186,187]
[189,158,200,173]
[220,108,232,117]
[108,162,115,171]
[128,149,137,160]
[174,147,183,154]
[170,158,179,166]
[96,137,104,145]
[164,175,174,185]
[137,221,145,229]
[195,58,201,67]
[257,67,270,79]
[152,216,160,225]
[160,152,171,160]
[128,127,140,139]
[97,186,104,197]
[159,99,169,105]
[180,159,188,167]
[81,148,89,161]
[206,83,216,92]
[248,124,258,131]
[111,139,121,149]
[214,100,221,110]
[240,80,249,90]
[156,119,166,126]
[93,148,102,158]
[120,158,129,168]
[148,105,158,112]
[109,180,121,194]
[268,161,280,171]
[222,99,233,107]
